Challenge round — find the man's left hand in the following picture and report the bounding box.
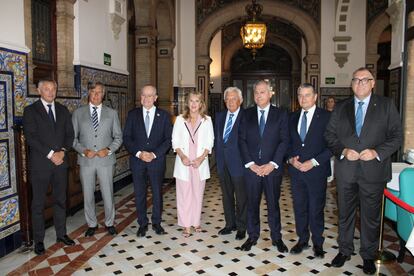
[359,149,378,161]
[299,160,314,172]
[260,163,275,176]
[96,148,109,158]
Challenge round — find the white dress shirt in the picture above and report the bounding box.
[223,107,240,138]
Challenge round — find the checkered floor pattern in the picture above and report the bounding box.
[3,171,414,275]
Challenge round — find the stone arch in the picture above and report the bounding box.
[366,12,390,76]
[196,0,320,102]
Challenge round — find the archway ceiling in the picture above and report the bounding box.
[196,0,320,26]
[221,16,302,50]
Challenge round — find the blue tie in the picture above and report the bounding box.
[259,110,265,137]
[47,104,55,124]
[355,101,364,136]
[299,111,308,142]
[145,110,150,137]
[92,106,98,131]
[223,113,234,143]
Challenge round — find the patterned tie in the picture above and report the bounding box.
[355,101,364,136]
[47,104,55,124]
[299,111,308,142]
[259,110,265,137]
[92,106,98,131]
[223,113,234,143]
[145,110,150,137]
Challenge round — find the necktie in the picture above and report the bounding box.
[92,106,98,131]
[145,110,150,137]
[259,110,265,137]
[299,111,308,142]
[223,113,234,143]
[355,101,364,136]
[47,104,55,124]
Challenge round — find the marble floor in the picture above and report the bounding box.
[1,171,413,275]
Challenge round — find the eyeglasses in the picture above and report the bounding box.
[351,78,373,85]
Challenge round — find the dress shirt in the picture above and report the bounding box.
[136,106,157,159]
[41,98,57,159]
[354,93,371,124]
[223,107,240,139]
[296,105,319,167]
[89,102,103,122]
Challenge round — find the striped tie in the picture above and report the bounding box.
[92,106,98,131]
[223,113,234,143]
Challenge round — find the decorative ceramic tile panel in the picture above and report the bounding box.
[0,195,20,240]
[0,82,7,131]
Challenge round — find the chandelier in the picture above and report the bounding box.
[240,0,267,59]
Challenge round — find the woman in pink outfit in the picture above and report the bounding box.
[172,91,214,237]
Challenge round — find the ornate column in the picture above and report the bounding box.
[23,0,37,95]
[403,8,414,152]
[291,70,301,110]
[135,26,157,105]
[157,39,174,113]
[55,0,76,97]
[195,55,212,106]
[303,54,321,93]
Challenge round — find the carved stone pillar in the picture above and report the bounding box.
[23,0,37,95]
[303,54,320,93]
[403,10,414,152]
[195,55,212,106]
[157,40,174,113]
[55,0,76,97]
[135,27,157,106]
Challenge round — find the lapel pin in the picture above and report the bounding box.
[157,113,160,117]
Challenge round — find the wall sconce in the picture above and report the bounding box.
[209,81,214,89]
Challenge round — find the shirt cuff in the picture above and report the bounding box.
[136,151,141,158]
[107,147,112,155]
[152,152,157,159]
[47,150,54,159]
[340,154,344,160]
[270,161,279,169]
[311,158,319,167]
[245,161,254,168]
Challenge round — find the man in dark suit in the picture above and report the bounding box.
[287,83,332,258]
[325,67,402,274]
[215,87,247,240]
[23,79,75,255]
[123,85,172,237]
[238,80,289,252]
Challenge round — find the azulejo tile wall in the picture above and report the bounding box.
[74,65,132,181]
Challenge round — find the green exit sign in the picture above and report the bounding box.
[104,53,111,66]
[325,77,335,84]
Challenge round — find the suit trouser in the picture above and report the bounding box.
[218,164,247,232]
[336,176,384,260]
[131,164,164,226]
[30,166,68,243]
[244,169,282,241]
[290,174,326,246]
[80,164,115,227]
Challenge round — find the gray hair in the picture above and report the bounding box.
[223,86,243,102]
[38,79,57,89]
[253,80,271,92]
[141,85,158,95]
[88,81,105,92]
[297,83,316,94]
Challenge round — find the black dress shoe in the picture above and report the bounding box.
[235,230,246,240]
[34,242,45,255]
[272,239,288,253]
[290,242,309,254]
[363,259,376,275]
[218,227,234,235]
[331,252,351,267]
[85,226,98,237]
[313,245,325,259]
[137,225,148,237]
[152,224,166,235]
[56,235,75,246]
[240,238,257,251]
[107,226,117,236]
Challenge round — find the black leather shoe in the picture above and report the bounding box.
[107,226,117,236]
[137,225,148,237]
[34,242,45,255]
[240,238,257,251]
[235,230,246,240]
[363,259,376,275]
[313,245,325,259]
[290,241,309,254]
[85,226,98,237]
[272,239,288,253]
[218,227,235,235]
[56,235,75,246]
[152,224,166,235]
[331,252,351,267]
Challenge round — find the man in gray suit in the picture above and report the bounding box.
[72,81,123,237]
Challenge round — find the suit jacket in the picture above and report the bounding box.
[324,94,402,183]
[72,105,123,166]
[214,108,244,177]
[172,115,214,181]
[123,107,172,170]
[23,100,74,170]
[287,107,332,179]
[239,105,289,175]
